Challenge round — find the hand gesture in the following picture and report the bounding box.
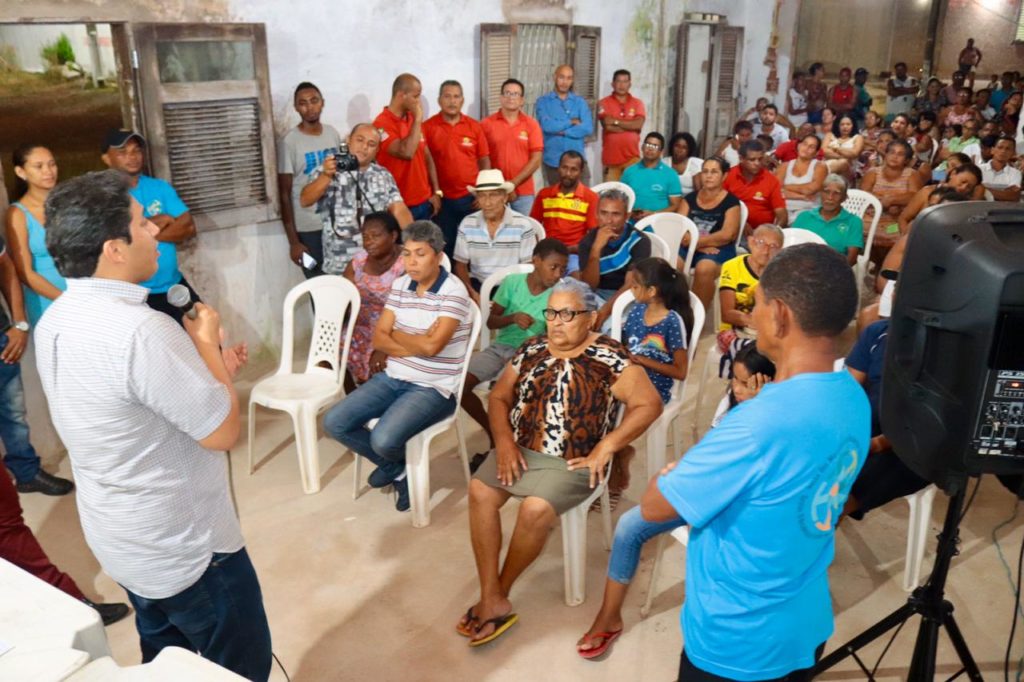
[567,441,614,489]
[512,312,534,329]
[593,224,616,249]
[746,371,770,396]
[183,302,222,349]
[0,327,27,365]
[289,241,310,266]
[496,439,528,486]
[369,349,388,376]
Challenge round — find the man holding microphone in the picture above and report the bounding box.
[35,171,271,681]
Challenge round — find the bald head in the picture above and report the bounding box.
[392,73,421,97]
[390,73,423,114]
[554,64,574,95]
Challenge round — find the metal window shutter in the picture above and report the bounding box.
[716,26,743,103]
[162,98,267,212]
[480,24,513,118]
[1018,5,1024,42]
[515,24,566,118]
[570,25,601,137]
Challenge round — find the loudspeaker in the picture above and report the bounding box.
[882,202,1024,494]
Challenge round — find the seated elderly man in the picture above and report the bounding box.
[791,174,864,266]
[458,278,661,646]
[324,221,472,513]
[576,188,653,327]
[454,169,538,303]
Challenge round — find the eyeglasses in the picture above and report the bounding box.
[542,308,591,322]
[750,238,783,251]
[501,91,523,98]
[642,142,662,150]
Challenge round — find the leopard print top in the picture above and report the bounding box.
[509,335,629,461]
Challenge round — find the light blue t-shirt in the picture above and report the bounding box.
[130,175,188,294]
[621,161,682,212]
[657,371,870,680]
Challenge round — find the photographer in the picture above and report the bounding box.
[300,123,413,276]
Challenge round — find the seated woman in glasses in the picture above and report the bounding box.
[457,277,662,647]
[716,223,785,353]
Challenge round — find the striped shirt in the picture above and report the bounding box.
[34,278,242,599]
[385,268,472,398]
[453,206,537,282]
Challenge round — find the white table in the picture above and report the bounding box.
[0,558,110,680]
[67,648,247,680]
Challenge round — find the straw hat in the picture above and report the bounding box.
[467,169,515,195]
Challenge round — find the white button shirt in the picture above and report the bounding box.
[34,278,242,599]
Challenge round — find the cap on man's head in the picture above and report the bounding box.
[102,129,146,152]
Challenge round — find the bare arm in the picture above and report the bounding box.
[510,151,543,190]
[300,172,332,207]
[630,347,688,381]
[153,211,196,243]
[897,186,930,234]
[453,260,478,301]
[188,304,240,451]
[696,205,740,249]
[371,308,413,358]
[720,289,752,329]
[278,173,299,243]
[845,247,860,267]
[4,207,62,301]
[773,206,789,228]
[657,195,683,214]
[989,185,1022,202]
[387,108,424,160]
[391,316,460,356]
[0,253,28,363]
[388,200,414,228]
[477,155,492,171]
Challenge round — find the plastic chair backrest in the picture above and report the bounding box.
[526,216,546,241]
[454,305,484,398]
[783,227,827,247]
[477,264,534,349]
[735,202,750,248]
[843,188,881,267]
[635,213,701,272]
[591,181,636,214]
[609,290,705,402]
[279,275,361,381]
[644,231,672,261]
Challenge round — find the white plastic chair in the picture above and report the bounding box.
[902,484,937,591]
[782,227,827,247]
[842,189,882,294]
[248,276,360,494]
[734,202,750,249]
[477,264,534,350]
[526,216,546,241]
[561,479,613,607]
[351,306,483,528]
[591,181,636,213]
[610,291,705,476]
[644,231,672,262]
[635,213,701,273]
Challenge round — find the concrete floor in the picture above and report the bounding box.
[18,342,1024,681]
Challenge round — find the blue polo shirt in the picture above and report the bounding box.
[657,371,870,680]
[621,161,682,211]
[792,207,864,255]
[130,175,189,294]
[534,90,594,168]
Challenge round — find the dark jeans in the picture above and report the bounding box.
[0,459,84,599]
[125,548,272,682]
[0,334,40,483]
[323,372,455,469]
[297,230,324,279]
[679,643,825,682]
[146,277,202,328]
[409,199,435,221]
[436,195,476,258]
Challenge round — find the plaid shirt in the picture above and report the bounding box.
[313,162,402,275]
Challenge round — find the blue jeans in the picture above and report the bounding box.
[125,548,272,682]
[0,335,40,483]
[323,372,456,470]
[608,506,686,584]
[437,195,476,258]
[409,199,435,221]
[509,194,534,216]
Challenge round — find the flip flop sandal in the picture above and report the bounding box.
[455,607,478,637]
[577,629,623,660]
[468,613,519,647]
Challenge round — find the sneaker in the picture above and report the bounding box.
[16,470,74,496]
[393,477,410,513]
[368,462,404,489]
[82,598,131,626]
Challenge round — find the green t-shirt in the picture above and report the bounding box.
[792,208,865,255]
[493,273,552,348]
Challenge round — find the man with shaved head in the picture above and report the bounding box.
[373,73,443,222]
[536,64,593,186]
[300,123,413,275]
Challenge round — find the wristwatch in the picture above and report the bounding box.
[435,189,444,198]
[12,321,29,332]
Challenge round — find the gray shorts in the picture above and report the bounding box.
[468,343,517,383]
[473,444,599,515]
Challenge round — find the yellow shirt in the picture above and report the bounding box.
[719,255,760,331]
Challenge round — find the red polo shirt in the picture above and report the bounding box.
[529,182,599,247]
[422,113,490,200]
[723,166,786,227]
[481,111,544,196]
[373,107,432,207]
[597,93,646,166]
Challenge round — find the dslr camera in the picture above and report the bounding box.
[333,142,359,172]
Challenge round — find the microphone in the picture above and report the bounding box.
[166,284,197,320]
